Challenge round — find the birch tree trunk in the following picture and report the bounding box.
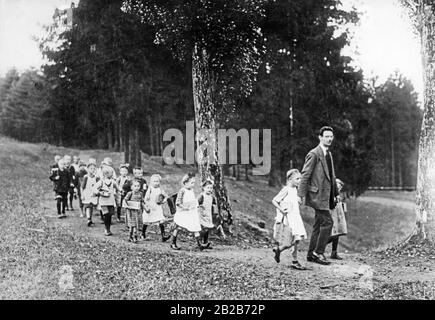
[415,2,435,240]
[192,44,232,223]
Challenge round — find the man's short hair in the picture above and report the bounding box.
[318,126,334,137]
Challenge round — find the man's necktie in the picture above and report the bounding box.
[325,150,333,180]
[326,150,335,209]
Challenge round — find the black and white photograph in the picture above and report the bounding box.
[1,0,435,304]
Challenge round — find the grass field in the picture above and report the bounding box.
[0,136,433,300]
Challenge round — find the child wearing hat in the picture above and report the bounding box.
[51,155,62,170]
[81,162,99,226]
[97,157,117,180]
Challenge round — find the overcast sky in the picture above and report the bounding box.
[342,0,422,100]
[0,0,423,101]
[0,0,73,75]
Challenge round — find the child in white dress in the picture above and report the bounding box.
[142,174,171,242]
[170,173,207,251]
[81,162,99,227]
[271,169,307,270]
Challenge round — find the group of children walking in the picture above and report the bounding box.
[49,155,348,262]
[49,155,221,251]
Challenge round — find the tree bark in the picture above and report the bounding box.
[192,44,232,223]
[415,2,435,241]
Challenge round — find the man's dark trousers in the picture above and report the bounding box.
[308,209,333,256]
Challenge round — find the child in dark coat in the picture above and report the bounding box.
[76,161,88,217]
[63,155,76,211]
[116,164,132,224]
[49,159,74,218]
[133,167,148,237]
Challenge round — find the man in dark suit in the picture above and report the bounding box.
[298,126,338,265]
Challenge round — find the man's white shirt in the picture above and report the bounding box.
[319,144,328,156]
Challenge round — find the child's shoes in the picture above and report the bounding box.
[291,261,306,270]
[170,243,181,250]
[273,248,281,263]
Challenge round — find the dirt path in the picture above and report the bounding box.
[40,192,380,299]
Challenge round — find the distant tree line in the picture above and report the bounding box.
[0,0,422,196]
